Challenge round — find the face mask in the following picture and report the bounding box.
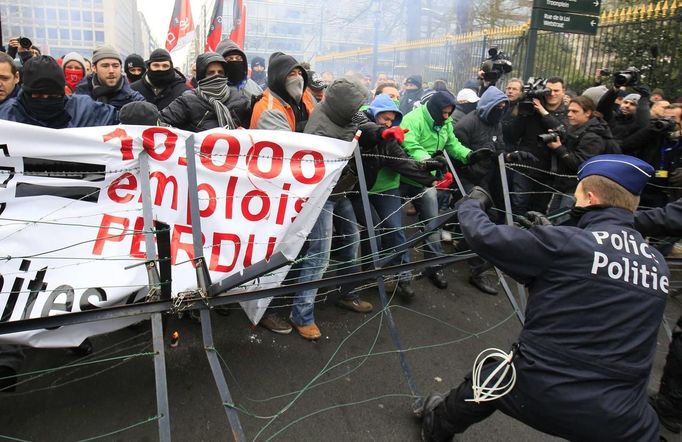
[251,70,265,81]
[126,71,144,83]
[225,61,246,85]
[19,92,68,125]
[64,68,84,89]
[285,75,304,103]
[485,106,506,125]
[147,68,175,87]
[459,102,477,115]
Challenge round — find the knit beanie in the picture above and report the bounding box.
[22,55,66,95]
[147,49,173,66]
[62,52,86,71]
[92,45,121,65]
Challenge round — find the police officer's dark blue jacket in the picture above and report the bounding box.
[74,73,145,110]
[0,93,118,128]
[458,198,668,441]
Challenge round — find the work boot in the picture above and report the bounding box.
[419,392,445,442]
[469,274,498,295]
[428,269,448,289]
[651,393,682,433]
[336,297,373,313]
[290,319,322,340]
[259,313,293,335]
[0,366,17,393]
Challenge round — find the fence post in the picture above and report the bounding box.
[523,28,538,78]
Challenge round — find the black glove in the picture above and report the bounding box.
[456,186,492,212]
[467,148,495,165]
[632,84,651,98]
[506,150,539,163]
[669,168,682,187]
[424,155,448,172]
[517,211,551,228]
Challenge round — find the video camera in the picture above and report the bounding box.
[518,77,552,117]
[480,47,513,84]
[614,67,640,87]
[651,117,677,133]
[538,125,566,144]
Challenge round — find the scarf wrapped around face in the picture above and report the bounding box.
[196,75,236,129]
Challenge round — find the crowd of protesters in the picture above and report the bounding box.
[1,38,682,432]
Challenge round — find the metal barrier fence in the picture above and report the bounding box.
[314,0,682,96]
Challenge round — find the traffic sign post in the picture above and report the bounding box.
[524,0,601,77]
[531,8,600,35]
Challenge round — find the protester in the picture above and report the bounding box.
[161,52,250,131]
[250,56,267,89]
[420,154,666,442]
[598,83,651,144]
[306,71,326,102]
[215,38,262,97]
[399,75,424,115]
[131,49,188,111]
[250,52,315,132]
[124,53,146,83]
[0,52,20,106]
[451,88,479,124]
[0,55,118,128]
[61,52,87,96]
[74,45,145,110]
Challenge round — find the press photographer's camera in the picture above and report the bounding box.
[614,67,640,87]
[18,37,32,49]
[538,125,566,144]
[651,117,677,133]
[479,47,513,83]
[518,77,551,117]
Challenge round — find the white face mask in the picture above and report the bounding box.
[285,75,304,102]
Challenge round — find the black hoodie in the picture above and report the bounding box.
[215,39,248,87]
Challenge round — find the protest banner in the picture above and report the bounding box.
[0,121,353,347]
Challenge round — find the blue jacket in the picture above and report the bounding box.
[458,200,667,441]
[367,94,403,126]
[0,94,118,128]
[74,74,145,110]
[0,86,20,109]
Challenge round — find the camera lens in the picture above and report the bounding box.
[18,37,32,49]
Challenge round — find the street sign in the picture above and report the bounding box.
[533,0,602,16]
[531,8,600,35]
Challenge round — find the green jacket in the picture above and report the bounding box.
[370,105,472,193]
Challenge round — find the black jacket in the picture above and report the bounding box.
[130,69,189,111]
[74,74,145,110]
[459,200,667,441]
[598,87,650,143]
[160,87,251,131]
[552,117,618,192]
[635,198,682,236]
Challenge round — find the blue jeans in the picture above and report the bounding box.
[369,189,411,280]
[399,184,443,272]
[290,198,359,325]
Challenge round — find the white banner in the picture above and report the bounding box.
[0,121,353,347]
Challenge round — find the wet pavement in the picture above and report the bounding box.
[1,259,681,442]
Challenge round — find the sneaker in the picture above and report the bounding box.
[419,392,445,441]
[441,230,453,242]
[336,298,373,313]
[398,280,415,301]
[651,393,682,433]
[260,313,293,335]
[428,269,448,289]
[290,321,322,340]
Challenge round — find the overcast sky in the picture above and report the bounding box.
[137,0,214,47]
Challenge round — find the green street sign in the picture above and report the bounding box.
[531,8,600,35]
[533,0,602,16]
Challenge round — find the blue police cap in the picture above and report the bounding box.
[577,154,654,195]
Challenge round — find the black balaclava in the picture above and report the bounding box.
[145,49,175,87]
[19,56,70,127]
[224,50,247,86]
[125,54,146,83]
[426,90,457,129]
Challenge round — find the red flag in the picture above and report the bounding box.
[204,0,224,52]
[165,0,195,52]
[228,0,246,49]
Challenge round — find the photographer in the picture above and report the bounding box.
[508,76,569,214]
[6,37,38,66]
[597,68,650,144]
[545,96,618,212]
[621,103,682,208]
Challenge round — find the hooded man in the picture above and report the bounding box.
[130,49,189,111]
[250,56,267,89]
[399,74,424,116]
[250,52,316,132]
[215,38,262,97]
[74,45,145,110]
[0,55,118,128]
[124,54,146,83]
[398,90,492,289]
[451,88,480,124]
[62,52,87,96]
[161,52,251,131]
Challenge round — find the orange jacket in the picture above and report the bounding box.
[250,89,315,131]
